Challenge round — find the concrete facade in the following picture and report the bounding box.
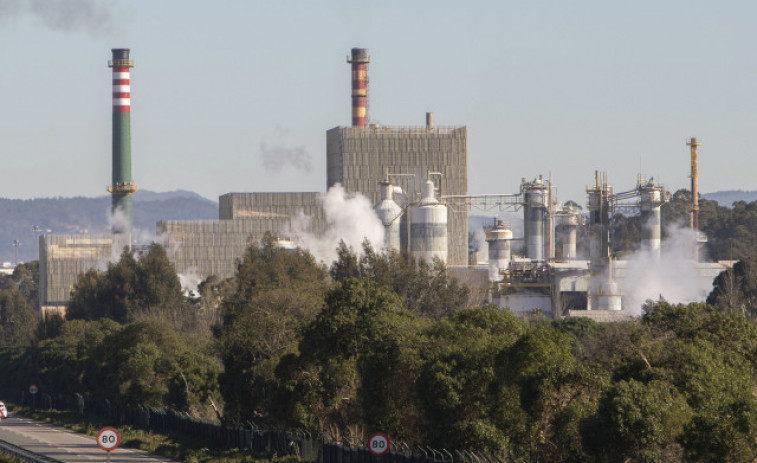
[327,125,468,265]
[159,192,327,280]
[39,234,116,309]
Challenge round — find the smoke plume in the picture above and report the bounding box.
[260,142,312,172]
[291,184,384,265]
[1,0,114,36]
[621,225,711,315]
[260,126,312,173]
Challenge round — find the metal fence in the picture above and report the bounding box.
[8,390,500,463]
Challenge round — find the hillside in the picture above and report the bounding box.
[702,189,757,206]
[0,190,218,264]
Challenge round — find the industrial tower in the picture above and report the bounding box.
[107,49,138,236]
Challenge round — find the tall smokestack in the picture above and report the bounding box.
[687,137,700,232]
[107,48,137,236]
[347,48,370,127]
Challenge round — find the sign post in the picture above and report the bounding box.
[28,384,38,411]
[367,432,390,457]
[96,427,121,463]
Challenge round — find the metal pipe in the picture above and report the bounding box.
[346,48,369,127]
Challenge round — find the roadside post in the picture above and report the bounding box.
[96,426,121,463]
[28,385,38,411]
[367,432,390,458]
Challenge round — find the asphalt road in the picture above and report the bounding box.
[0,413,178,463]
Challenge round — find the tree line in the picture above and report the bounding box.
[611,189,757,260]
[0,233,756,461]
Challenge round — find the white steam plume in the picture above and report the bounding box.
[292,184,384,265]
[621,224,711,315]
[260,126,312,173]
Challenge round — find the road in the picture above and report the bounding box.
[0,413,178,463]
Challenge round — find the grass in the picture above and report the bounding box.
[6,404,302,463]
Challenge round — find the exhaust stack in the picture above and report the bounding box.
[347,48,370,127]
[107,48,138,236]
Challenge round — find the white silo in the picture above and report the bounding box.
[486,220,512,282]
[374,180,403,252]
[640,179,664,260]
[594,278,622,310]
[410,180,448,263]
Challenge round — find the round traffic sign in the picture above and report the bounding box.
[367,432,390,456]
[29,384,38,395]
[96,427,121,451]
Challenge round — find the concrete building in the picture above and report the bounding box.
[327,124,468,265]
[158,192,326,279]
[38,234,118,316]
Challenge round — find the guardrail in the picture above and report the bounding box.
[0,437,63,463]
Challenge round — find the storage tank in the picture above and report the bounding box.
[523,177,548,261]
[374,180,403,252]
[557,201,581,259]
[486,220,512,282]
[640,179,664,260]
[594,278,622,310]
[410,180,448,263]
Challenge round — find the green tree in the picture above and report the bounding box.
[218,233,329,423]
[67,244,189,327]
[330,243,469,318]
[0,285,37,346]
[91,317,220,411]
[708,256,757,319]
[274,277,425,441]
[417,305,524,452]
[586,379,691,462]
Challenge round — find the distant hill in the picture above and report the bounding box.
[702,190,757,206]
[0,190,218,264]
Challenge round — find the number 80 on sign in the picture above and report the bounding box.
[367,432,390,456]
[96,427,121,451]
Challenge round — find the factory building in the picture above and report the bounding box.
[326,123,468,265]
[37,47,730,322]
[159,192,326,278]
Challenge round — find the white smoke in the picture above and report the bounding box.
[178,268,202,298]
[621,225,711,315]
[260,126,312,173]
[291,184,384,265]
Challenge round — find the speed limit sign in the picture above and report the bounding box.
[96,427,121,452]
[367,432,390,456]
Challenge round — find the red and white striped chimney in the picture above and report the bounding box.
[347,48,370,127]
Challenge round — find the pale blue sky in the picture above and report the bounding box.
[1,0,754,204]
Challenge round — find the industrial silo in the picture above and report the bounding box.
[486,220,512,282]
[374,180,403,252]
[410,180,448,263]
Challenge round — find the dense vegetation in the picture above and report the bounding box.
[1,232,757,461]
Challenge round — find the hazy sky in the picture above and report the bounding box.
[1,0,754,205]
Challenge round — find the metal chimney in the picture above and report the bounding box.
[347,48,370,127]
[107,48,137,236]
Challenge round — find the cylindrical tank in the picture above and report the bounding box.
[486,221,512,282]
[523,178,548,261]
[559,214,579,259]
[374,181,403,252]
[410,180,448,263]
[640,183,662,260]
[594,278,622,311]
[347,48,369,127]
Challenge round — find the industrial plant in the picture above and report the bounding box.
[38,48,730,321]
